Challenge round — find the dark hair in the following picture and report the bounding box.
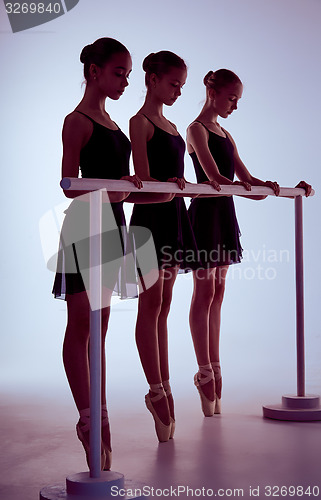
[204,69,242,92]
[142,51,187,87]
[80,38,129,82]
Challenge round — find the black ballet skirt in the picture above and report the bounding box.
[188,122,243,269]
[52,111,136,300]
[130,116,199,271]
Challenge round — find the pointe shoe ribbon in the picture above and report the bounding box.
[163,380,175,439]
[212,362,222,414]
[101,404,112,470]
[194,364,215,417]
[76,407,106,470]
[145,383,171,442]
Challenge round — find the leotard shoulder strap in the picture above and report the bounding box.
[193,120,227,138]
[141,114,156,127]
[74,110,119,129]
[193,120,210,132]
[74,110,95,123]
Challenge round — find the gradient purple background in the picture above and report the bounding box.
[0,0,320,412]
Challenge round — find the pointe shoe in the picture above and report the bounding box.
[76,408,106,470]
[101,404,112,470]
[194,364,215,417]
[145,383,171,442]
[212,362,222,414]
[163,380,175,439]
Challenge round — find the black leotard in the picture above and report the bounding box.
[52,111,131,299]
[188,121,242,268]
[77,111,130,181]
[130,115,198,271]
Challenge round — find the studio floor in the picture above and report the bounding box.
[1,386,321,500]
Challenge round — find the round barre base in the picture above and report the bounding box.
[40,472,147,499]
[263,394,321,421]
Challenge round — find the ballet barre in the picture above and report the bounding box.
[60,177,319,444]
[40,178,318,500]
[60,177,311,198]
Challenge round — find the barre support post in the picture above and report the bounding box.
[89,189,103,477]
[262,195,321,421]
[295,195,305,397]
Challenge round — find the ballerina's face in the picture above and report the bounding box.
[213,82,243,118]
[153,67,187,106]
[93,51,132,100]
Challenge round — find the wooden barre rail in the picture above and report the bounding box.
[60,177,314,198]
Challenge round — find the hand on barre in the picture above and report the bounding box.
[295,181,312,197]
[167,177,186,190]
[121,174,143,189]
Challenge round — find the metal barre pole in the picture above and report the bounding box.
[263,194,321,421]
[60,177,313,198]
[295,195,305,397]
[89,189,102,478]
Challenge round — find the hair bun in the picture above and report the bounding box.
[80,44,92,64]
[203,70,214,86]
[142,53,155,72]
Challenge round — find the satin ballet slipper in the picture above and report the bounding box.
[76,408,106,470]
[163,380,175,439]
[194,364,215,417]
[101,404,112,470]
[212,361,222,414]
[145,383,171,442]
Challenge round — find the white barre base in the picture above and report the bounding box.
[263,394,321,421]
[40,471,147,499]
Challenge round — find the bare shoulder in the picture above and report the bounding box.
[130,113,149,127]
[187,121,208,140]
[64,110,92,126]
[130,113,154,140]
[188,120,207,133]
[130,113,150,130]
[62,111,93,150]
[188,120,202,131]
[186,122,207,153]
[63,111,92,135]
